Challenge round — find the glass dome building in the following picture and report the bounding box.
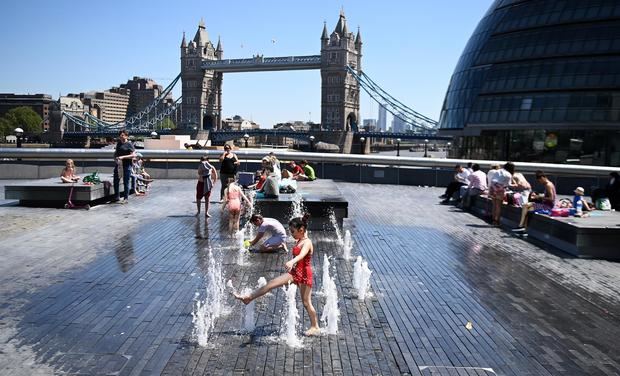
[439,0,620,166]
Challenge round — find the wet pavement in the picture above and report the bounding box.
[0,179,619,375]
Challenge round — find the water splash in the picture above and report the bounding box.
[235,230,248,266]
[257,277,267,289]
[192,248,226,346]
[281,283,303,347]
[242,287,255,332]
[328,209,344,246]
[319,255,331,296]
[320,255,340,335]
[352,256,372,300]
[242,190,257,236]
[290,193,305,221]
[343,230,353,261]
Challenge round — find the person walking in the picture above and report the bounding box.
[219,143,240,201]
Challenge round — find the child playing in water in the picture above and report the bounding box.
[234,214,320,336]
[60,159,80,183]
[222,177,251,233]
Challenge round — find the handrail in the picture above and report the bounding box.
[0,148,616,177]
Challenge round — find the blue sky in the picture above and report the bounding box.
[1,0,492,127]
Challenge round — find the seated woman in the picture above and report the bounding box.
[513,170,556,232]
[223,177,251,233]
[60,159,80,183]
[257,165,279,198]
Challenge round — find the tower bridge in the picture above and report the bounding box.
[201,55,322,72]
[181,11,364,133]
[58,11,444,152]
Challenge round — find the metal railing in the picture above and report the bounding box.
[0,148,616,177]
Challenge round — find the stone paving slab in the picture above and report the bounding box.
[0,180,619,375]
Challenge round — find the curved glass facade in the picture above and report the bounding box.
[439,0,620,166]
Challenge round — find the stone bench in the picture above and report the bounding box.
[467,195,620,260]
[4,176,114,207]
[252,179,348,231]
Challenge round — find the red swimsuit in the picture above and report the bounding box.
[289,240,313,286]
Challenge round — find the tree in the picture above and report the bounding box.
[0,117,11,140]
[2,107,44,134]
[155,117,176,130]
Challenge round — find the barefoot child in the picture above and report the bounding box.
[223,178,250,233]
[60,159,80,183]
[234,214,320,336]
[196,156,217,217]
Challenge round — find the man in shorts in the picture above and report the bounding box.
[247,214,288,253]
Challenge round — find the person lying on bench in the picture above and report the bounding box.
[60,159,80,183]
[247,214,288,253]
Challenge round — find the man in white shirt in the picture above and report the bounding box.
[440,165,471,203]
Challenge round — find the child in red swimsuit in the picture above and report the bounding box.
[233,213,320,336]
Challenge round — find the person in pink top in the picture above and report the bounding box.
[223,178,250,233]
[459,164,488,209]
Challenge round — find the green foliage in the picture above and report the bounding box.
[0,117,11,139]
[155,117,176,130]
[0,106,44,135]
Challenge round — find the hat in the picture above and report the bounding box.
[574,187,585,195]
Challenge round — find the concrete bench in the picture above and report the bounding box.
[252,179,348,231]
[467,195,620,260]
[4,176,114,207]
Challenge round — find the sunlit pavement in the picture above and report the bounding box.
[0,179,618,375]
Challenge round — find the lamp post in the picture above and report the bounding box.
[150,131,158,139]
[309,135,315,152]
[424,138,429,158]
[396,138,401,157]
[446,141,451,157]
[14,127,24,148]
[359,137,365,154]
[243,133,250,148]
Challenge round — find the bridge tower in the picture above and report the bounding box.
[320,11,362,131]
[180,20,223,130]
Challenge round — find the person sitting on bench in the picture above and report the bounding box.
[296,160,316,181]
[247,214,288,253]
[258,165,279,198]
[60,159,80,183]
[282,160,304,179]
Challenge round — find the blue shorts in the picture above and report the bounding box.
[264,234,287,248]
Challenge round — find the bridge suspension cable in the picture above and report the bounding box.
[61,73,182,132]
[346,66,438,132]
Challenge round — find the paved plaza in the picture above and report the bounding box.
[0,179,619,375]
